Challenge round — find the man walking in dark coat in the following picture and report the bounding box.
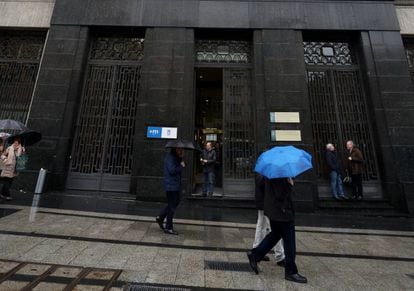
[326,143,347,200]
[247,178,307,284]
[346,140,364,200]
[200,142,216,197]
[252,173,285,264]
[156,147,185,235]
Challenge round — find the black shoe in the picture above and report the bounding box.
[285,273,308,284]
[155,216,164,230]
[357,195,363,201]
[4,196,12,201]
[340,195,349,200]
[202,193,207,197]
[277,259,286,267]
[247,251,259,274]
[262,255,270,262]
[164,229,178,235]
[208,192,213,198]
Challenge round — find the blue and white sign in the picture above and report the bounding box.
[147,126,178,139]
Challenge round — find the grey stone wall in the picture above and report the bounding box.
[0,0,55,28]
[51,0,399,31]
[27,25,89,190]
[132,28,195,199]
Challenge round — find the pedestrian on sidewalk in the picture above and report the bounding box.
[0,137,24,201]
[253,173,286,266]
[200,142,216,197]
[247,178,307,284]
[156,147,185,235]
[346,140,364,200]
[325,143,347,200]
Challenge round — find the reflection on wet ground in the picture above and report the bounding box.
[0,191,413,290]
[0,208,19,219]
[3,191,414,232]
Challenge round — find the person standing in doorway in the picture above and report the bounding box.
[346,140,364,200]
[247,178,307,284]
[156,147,185,235]
[325,143,347,200]
[200,142,216,197]
[253,173,286,266]
[0,137,24,201]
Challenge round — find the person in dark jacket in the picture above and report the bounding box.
[200,142,216,197]
[325,143,347,200]
[156,147,185,235]
[247,178,307,284]
[253,173,285,265]
[346,140,364,200]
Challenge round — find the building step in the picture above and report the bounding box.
[317,198,410,217]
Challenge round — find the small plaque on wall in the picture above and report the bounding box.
[270,112,300,123]
[271,130,302,142]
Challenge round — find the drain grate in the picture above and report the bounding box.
[204,260,252,272]
[125,285,191,291]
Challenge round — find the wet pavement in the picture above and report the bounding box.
[0,191,413,290]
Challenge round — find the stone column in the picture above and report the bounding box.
[253,29,316,211]
[26,25,89,190]
[360,31,414,213]
[131,28,195,199]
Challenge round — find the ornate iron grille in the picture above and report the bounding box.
[304,42,356,66]
[90,37,144,61]
[195,40,251,64]
[0,33,44,122]
[0,34,44,60]
[306,69,378,181]
[223,69,255,180]
[70,36,142,185]
[405,45,414,82]
[70,64,141,176]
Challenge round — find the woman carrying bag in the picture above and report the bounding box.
[0,137,24,201]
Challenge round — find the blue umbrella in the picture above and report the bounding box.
[254,146,313,179]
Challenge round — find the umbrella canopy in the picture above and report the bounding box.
[165,140,201,151]
[8,130,42,146]
[0,119,28,133]
[254,146,313,179]
[0,132,11,141]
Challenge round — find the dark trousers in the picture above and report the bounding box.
[351,174,363,197]
[158,191,180,230]
[252,220,298,276]
[0,177,13,197]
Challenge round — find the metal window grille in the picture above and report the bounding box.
[69,36,143,182]
[0,33,44,122]
[223,69,255,180]
[304,41,378,181]
[195,39,251,64]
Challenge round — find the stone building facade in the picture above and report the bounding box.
[1,0,413,213]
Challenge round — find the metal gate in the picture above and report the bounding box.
[304,41,379,182]
[0,32,45,123]
[67,36,143,192]
[223,69,255,196]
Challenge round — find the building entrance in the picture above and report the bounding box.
[193,67,255,198]
[66,36,144,192]
[304,40,381,198]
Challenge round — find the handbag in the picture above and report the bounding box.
[15,154,28,171]
[343,170,352,185]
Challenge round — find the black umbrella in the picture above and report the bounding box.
[165,140,201,151]
[0,119,28,133]
[8,130,42,146]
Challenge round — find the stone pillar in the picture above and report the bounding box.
[253,29,316,211]
[360,31,414,213]
[132,28,195,199]
[26,25,89,190]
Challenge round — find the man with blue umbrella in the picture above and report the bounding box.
[247,146,312,284]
